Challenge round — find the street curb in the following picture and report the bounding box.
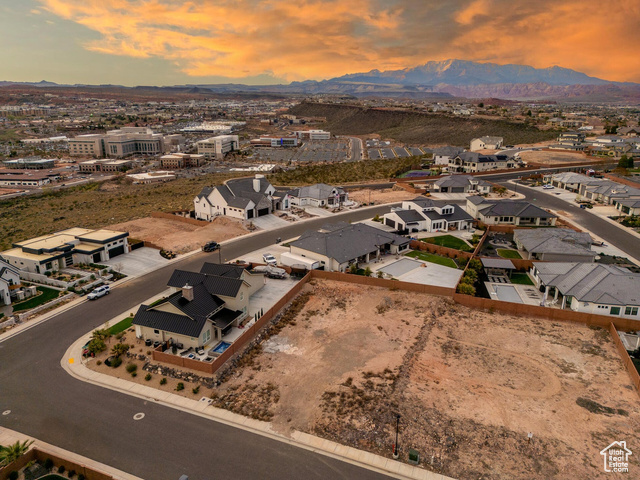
[61,309,453,480]
[0,427,144,480]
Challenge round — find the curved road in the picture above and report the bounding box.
[0,205,398,480]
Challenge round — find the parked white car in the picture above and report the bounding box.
[542,184,554,189]
[262,253,277,266]
[87,285,110,300]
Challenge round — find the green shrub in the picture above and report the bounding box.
[131,372,137,377]
[8,471,18,480]
[111,356,122,368]
[192,385,200,395]
[145,373,152,381]
[79,474,85,480]
[68,469,77,478]
[96,360,102,366]
[44,458,54,470]
[457,282,476,296]
[58,465,66,474]
[125,363,137,373]
[176,382,184,391]
[160,377,167,385]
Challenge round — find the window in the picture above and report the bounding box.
[153,329,160,334]
[202,329,210,343]
[625,307,639,316]
[610,307,621,315]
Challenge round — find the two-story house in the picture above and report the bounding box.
[383,197,474,233]
[466,196,557,226]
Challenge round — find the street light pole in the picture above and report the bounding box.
[393,414,401,459]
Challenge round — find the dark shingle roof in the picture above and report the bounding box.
[166,285,224,319]
[132,305,206,338]
[395,210,425,223]
[167,269,244,297]
[199,262,246,278]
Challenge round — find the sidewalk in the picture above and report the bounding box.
[61,306,455,480]
[0,427,144,480]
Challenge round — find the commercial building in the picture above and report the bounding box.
[294,130,331,140]
[69,127,166,158]
[196,135,239,159]
[78,159,134,173]
[0,228,129,275]
[160,153,206,169]
[0,172,52,187]
[250,136,298,148]
[2,158,56,170]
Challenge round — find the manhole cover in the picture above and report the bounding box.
[2,410,10,416]
[133,412,145,421]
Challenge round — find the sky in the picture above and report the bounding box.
[0,0,639,86]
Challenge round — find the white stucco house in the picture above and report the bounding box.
[194,174,291,221]
[0,259,21,306]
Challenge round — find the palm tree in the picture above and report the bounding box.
[111,343,130,358]
[0,440,34,466]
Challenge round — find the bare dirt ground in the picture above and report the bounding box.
[212,279,640,480]
[520,150,591,166]
[349,187,416,205]
[108,216,249,253]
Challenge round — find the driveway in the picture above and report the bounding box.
[102,247,170,278]
[251,214,291,230]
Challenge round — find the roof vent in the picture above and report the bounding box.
[182,283,194,301]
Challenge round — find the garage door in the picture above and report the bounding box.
[257,208,269,217]
[385,218,395,228]
[108,245,125,258]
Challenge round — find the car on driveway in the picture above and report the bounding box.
[87,285,110,300]
[542,184,554,189]
[262,253,277,266]
[202,241,220,252]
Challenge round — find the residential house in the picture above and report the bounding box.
[550,172,602,193]
[424,146,465,166]
[0,228,129,274]
[431,175,492,194]
[290,223,410,272]
[513,228,596,262]
[132,263,264,349]
[0,259,20,306]
[618,127,640,136]
[579,181,640,206]
[194,174,291,221]
[383,197,474,233]
[466,196,557,226]
[449,152,515,173]
[470,136,503,151]
[549,132,587,151]
[531,262,640,317]
[615,198,640,216]
[287,183,348,208]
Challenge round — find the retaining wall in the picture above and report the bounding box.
[608,322,640,395]
[151,211,209,226]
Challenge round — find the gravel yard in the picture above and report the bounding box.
[212,278,640,479]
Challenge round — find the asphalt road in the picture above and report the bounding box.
[0,205,398,480]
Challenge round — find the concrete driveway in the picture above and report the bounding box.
[102,247,170,278]
[251,214,291,230]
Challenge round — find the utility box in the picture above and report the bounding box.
[408,448,420,465]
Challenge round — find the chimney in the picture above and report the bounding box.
[182,284,194,301]
[253,174,264,192]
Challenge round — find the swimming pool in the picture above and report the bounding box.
[212,341,232,354]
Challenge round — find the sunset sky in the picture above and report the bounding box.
[1,0,639,86]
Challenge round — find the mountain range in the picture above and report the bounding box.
[2,60,639,101]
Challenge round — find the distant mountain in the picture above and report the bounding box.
[1,59,639,101]
[331,59,621,87]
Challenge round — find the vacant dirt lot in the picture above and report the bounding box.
[349,187,415,205]
[109,215,248,253]
[519,150,591,166]
[213,279,640,479]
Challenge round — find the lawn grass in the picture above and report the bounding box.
[12,286,61,312]
[108,316,133,335]
[497,249,523,259]
[406,250,458,269]
[420,235,472,252]
[510,273,534,285]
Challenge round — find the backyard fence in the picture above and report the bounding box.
[409,239,473,261]
[608,322,640,395]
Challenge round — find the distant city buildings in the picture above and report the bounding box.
[196,135,240,159]
[160,153,206,169]
[2,157,56,169]
[78,159,134,173]
[250,135,298,147]
[69,127,173,158]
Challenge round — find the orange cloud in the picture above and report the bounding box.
[37,0,640,83]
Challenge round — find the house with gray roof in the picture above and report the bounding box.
[615,198,640,216]
[422,146,465,165]
[470,136,503,151]
[290,223,410,272]
[531,262,640,317]
[466,196,557,226]
[449,152,515,173]
[0,259,20,306]
[431,175,491,194]
[550,172,603,193]
[194,174,291,221]
[383,196,474,233]
[513,228,596,262]
[287,183,348,208]
[132,263,264,349]
[579,180,640,206]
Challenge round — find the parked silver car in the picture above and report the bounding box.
[87,285,110,300]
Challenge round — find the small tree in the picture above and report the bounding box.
[111,343,130,358]
[0,440,34,466]
[349,264,358,274]
[87,338,106,355]
[364,267,372,277]
[457,283,476,296]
